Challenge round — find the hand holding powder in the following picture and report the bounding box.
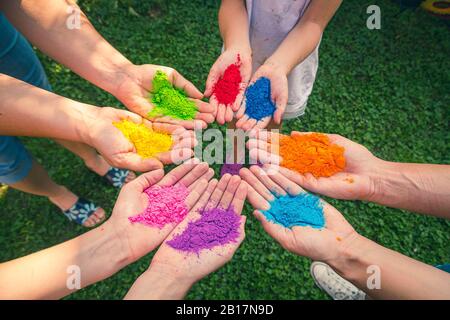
[149,71,198,120]
[128,184,190,228]
[244,77,276,121]
[279,133,346,178]
[263,193,325,229]
[113,119,172,158]
[212,56,242,106]
[167,207,241,254]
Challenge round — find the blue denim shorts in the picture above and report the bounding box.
[0,13,52,184]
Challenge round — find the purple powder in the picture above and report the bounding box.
[220,163,243,176]
[167,207,241,254]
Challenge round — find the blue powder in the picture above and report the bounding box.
[244,77,276,121]
[262,193,325,229]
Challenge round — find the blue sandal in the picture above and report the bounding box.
[63,198,100,226]
[104,167,130,188]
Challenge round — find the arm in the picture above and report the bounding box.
[0,221,129,299]
[332,233,450,300]
[368,161,450,219]
[266,0,342,74]
[243,165,450,300]
[0,0,130,97]
[218,0,251,53]
[0,0,208,123]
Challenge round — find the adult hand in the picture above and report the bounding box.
[247,131,382,201]
[235,61,288,130]
[80,106,197,172]
[204,49,252,125]
[113,64,215,129]
[105,161,215,264]
[240,165,357,262]
[146,174,247,292]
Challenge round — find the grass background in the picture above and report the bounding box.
[0,0,449,299]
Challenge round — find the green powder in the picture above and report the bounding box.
[148,71,198,120]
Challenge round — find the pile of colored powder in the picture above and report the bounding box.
[279,133,345,178]
[113,119,172,158]
[167,207,241,254]
[263,193,325,229]
[212,56,242,105]
[244,77,276,121]
[128,184,189,228]
[148,71,198,120]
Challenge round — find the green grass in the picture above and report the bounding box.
[0,0,449,299]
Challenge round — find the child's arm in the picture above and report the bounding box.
[218,0,251,54]
[205,0,252,125]
[266,0,342,75]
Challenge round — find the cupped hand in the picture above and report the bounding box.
[240,165,357,262]
[247,131,382,201]
[235,61,288,130]
[113,64,215,129]
[81,106,196,171]
[148,174,247,285]
[204,49,252,125]
[106,160,215,263]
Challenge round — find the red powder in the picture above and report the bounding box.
[212,56,242,105]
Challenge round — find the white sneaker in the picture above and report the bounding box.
[310,261,366,300]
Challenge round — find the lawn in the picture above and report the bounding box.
[0,0,449,300]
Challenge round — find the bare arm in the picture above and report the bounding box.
[0,0,131,96]
[266,0,342,74]
[0,222,129,299]
[332,233,450,300]
[218,0,251,53]
[368,161,450,219]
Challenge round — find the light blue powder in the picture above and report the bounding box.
[262,193,325,229]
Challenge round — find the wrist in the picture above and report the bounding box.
[264,57,289,76]
[125,264,194,299]
[74,103,102,147]
[224,44,252,57]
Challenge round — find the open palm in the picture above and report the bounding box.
[247,131,382,201]
[149,174,247,284]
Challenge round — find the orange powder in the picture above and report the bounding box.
[278,133,345,178]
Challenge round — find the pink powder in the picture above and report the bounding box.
[128,184,189,228]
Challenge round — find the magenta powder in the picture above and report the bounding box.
[128,184,189,228]
[167,207,241,254]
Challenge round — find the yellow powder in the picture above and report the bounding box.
[113,120,173,158]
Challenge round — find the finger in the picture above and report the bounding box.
[157,148,193,164]
[232,89,246,112]
[194,99,216,124]
[262,165,304,195]
[204,66,220,97]
[218,175,242,209]
[253,210,293,246]
[235,102,246,119]
[246,138,278,154]
[190,179,218,213]
[229,181,248,214]
[273,100,287,125]
[235,114,249,128]
[172,70,203,99]
[225,105,234,123]
[114,153,164,172]
[244,182,271,211]
[176,162,210,187]
[239,167,274,203]
[242,118,257,132]
[216,104,226,125]
[157,162,203,187]
[255,117,272,130]
[188,167,215,191]
[248,148,282,166]
[184,178,209,210]
[126,168,165,192]
[250,165,286,197]
[205,174,231,210]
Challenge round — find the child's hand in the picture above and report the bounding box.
[204,49,252,125]
[236,61,288,130]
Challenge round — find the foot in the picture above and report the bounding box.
[310,261,366,300]
[85,154,136,184]
[48,186,105,227]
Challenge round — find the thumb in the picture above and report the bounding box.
[128,168,165,192]
[172,70,203,99]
